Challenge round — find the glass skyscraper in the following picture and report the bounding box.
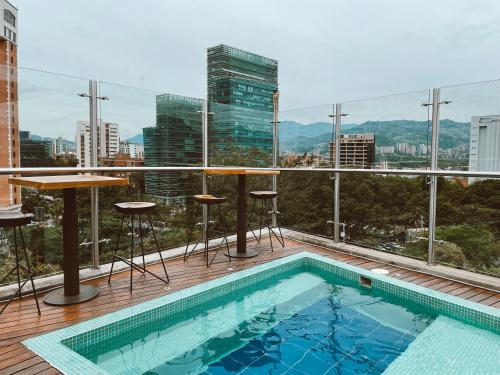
[207,44,278,163]
[143,94,202,202]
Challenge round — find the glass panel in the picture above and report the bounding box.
[277,105,335,237]
[96,83,203,260]
[279,105,334,168]
[340,90,431,170]
[435,80,500,276]
[0,67,90,285]
[339,91,431,258]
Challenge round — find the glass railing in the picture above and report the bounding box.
[1,68,499,289]
[277,104,335,237]
[339,90,431,170]
[337,91,431,258]
[433,80,500,275]
[96,83,204,260]
[279,104,334,168]
[0,68,91,283]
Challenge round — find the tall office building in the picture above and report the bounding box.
[207,44,278,158]
[75,120,120,167]
[469,115,500,183]
[0,0,19,209]
[329,134,376,168]
[143,94,203,202]
[20,133,53,168]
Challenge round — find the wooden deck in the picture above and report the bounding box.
[0,238,498,375]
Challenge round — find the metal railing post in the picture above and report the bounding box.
[271,91,280,227]
[202,100,209,242]
[333,103,342,242]
[427,88,441,266]
[89,80,100,269]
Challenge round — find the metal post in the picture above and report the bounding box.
[202,100,209,242]
[271,90,280,227]
[89,80,99,269]
[333,103,342,242]
[427,88,440,266]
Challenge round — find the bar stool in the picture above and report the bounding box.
[184,195,231,267]
[0,212,41,315]
[108,202,169,292]
[248,191,285,252]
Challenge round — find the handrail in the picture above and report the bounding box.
[0,166,499,178]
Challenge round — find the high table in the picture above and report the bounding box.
[8,175,129,305]
[204,169,280,258]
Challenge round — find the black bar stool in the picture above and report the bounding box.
[248,191,285,252]
[184,195,231,267]
[108,202,169,292]
[0,212,41,315]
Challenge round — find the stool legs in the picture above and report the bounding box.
[19,227,41,315]
[147,215,169,283]
[0,226,41,316]
[108,213,169,292]
[184,204,201,261]
[184,203,231,267]
[248,198,285,252]
[108,214,125,284]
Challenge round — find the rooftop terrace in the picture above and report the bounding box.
[0,236,498,374]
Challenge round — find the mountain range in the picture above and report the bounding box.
[124,119,471,155]
[280,119,470,154]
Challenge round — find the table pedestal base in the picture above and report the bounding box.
[43,285,99,306]
[227,248,259,258]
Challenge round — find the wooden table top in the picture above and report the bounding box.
[204,169,280,176]
[8,175,129,190]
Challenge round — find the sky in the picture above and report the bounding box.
[14,0,500,138]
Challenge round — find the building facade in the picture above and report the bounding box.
[329,134,376,168]
[120,141,144,159]
[143,94,203,202]
[20,136,53,168]
[469,115,500,183]
[0,0,19,208]
[75,120,120,167]
[207,44,278,161]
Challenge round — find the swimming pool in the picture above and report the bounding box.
[24,252,500,374]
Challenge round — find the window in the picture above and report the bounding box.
[4,9,15,27]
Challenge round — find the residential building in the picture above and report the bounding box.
[75,120,120,167]
[55,136,67,155]
[207,44,277,158]
[469,115,500,183]
[0,0,19,208]
[377,145,395,154]
[143,94,203,202]
[120,141,144,159]
[329,134,376,168]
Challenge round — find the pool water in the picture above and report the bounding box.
[72,271,436,374]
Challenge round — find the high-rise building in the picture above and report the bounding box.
[0,0,19,209]
[207,44,277,158]
[120,141,144,159]
[20,134,53,168]
[75,120,120,167]
[143,94,203,202]
[329,134,376,168]
[55,136,67,154]
[469,115,500,183]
